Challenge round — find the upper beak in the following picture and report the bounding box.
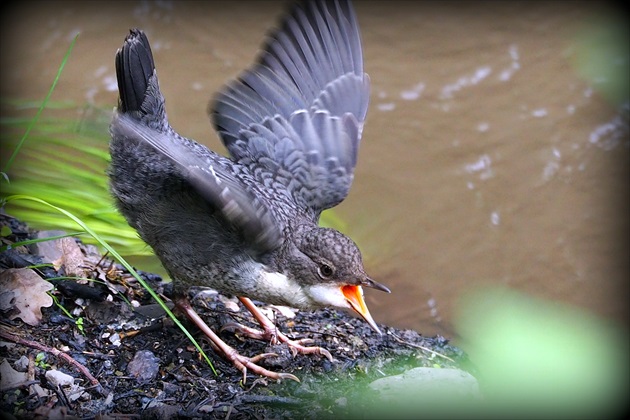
[341,278,390,335]
[362,277,391,294]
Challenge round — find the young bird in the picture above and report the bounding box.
[109,0,389,382]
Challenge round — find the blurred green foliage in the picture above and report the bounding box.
[573,14,629,106]
[455,287,629,418]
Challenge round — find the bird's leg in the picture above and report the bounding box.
[221,297,333,362]
[174,297,299,383]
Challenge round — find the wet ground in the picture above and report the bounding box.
[0,215,468,419]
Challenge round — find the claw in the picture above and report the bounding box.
[249,352,278,363]
[318,347,334,362]
[220,322,266,340]
[277,372,300,382]
[230,351,300,383]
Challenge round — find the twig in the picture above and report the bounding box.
[389,330,455,363]
[0,327,106,396]
[0,380,40,393]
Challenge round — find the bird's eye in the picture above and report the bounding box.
[318,264,334,278]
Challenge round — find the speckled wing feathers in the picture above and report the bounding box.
[111,29,281,253]
[111,114,281,252]
[212,0,370,217]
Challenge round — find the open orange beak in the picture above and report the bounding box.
[342,279,390,334]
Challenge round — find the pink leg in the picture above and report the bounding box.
[221,297,333,361]
[175,297,299,383]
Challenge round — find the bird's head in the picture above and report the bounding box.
[284,225,391,334]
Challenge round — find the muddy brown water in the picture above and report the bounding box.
[2,1,628,339]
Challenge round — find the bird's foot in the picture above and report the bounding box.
[223,320,334,361]
[175,297,299,383]
[220,347,299,383]
[224,297,334,362]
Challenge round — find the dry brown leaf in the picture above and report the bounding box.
[34,230,65,269]
[35,231,85,277]
[58,236,85,277]
[0,359,27,391]
[0,268,53,326]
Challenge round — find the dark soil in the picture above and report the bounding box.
[0,214,471,419]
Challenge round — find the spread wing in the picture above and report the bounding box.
[112,28,282,253]
[211,0,370,219]
[110,113,282,253]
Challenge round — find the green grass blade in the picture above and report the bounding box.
[3,194,217,374]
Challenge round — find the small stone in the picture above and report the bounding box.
[198,405,214,413]
[108,333,121,346]
[14,355,30,372]
[45,370,75,387]
[127,350,160,384]
[367,367,481,415]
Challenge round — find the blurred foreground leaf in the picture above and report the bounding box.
[456,287,629,418]
[573,14,629,106]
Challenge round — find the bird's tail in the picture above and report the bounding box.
[115,28,169,131]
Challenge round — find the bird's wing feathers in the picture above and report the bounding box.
[212,0,370,217]
[111,113,282,253]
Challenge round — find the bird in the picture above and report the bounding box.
[108,0,390,382]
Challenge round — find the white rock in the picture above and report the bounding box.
[368,367,482,415]
[45,370,75,387]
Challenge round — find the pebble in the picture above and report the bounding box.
[127,350,160,383]
[45,370,75,387]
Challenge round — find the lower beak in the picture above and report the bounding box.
[342,285,382,334]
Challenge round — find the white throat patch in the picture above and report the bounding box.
[258,270,309,308]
